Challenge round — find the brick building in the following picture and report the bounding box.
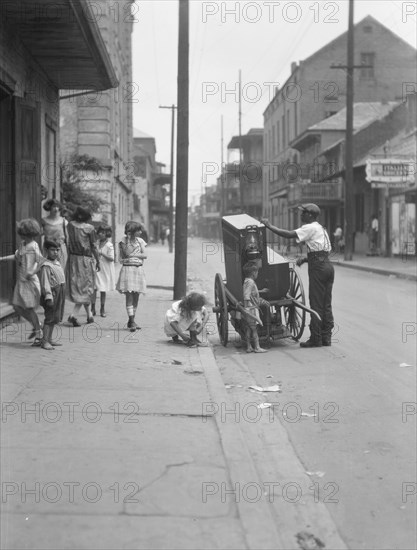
[263,15,417,237]
[290,101,400,237]
[59,0,135,245]
[313,96,416,255]
[0,1,116,317]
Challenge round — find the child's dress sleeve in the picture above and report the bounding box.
[166,302,179,324]
[106,242,115,261]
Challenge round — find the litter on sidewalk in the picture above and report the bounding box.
[248,384,281,393]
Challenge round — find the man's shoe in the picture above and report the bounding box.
[300,339,322,348]
[322,340,331,347]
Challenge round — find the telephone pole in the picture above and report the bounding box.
[344,0,354,261]
[238,69,243,211]
[331,0,371,260]
[174,0,189,299]
[159,104,177,253]
[221,115,225,215]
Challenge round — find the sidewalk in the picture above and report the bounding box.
[333,251,417,281]
[0,244,243,549]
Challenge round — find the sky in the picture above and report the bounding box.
[131,0,417,206]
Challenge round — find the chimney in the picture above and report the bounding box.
[291,62,297,74]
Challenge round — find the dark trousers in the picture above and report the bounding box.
[308,256,334,343]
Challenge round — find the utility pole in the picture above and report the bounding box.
[221,115,224,215]
[174,0,189,299]
[331,0,371,261]
[344,0,354,261]
[238,69,243,211]
[159,104,177,253]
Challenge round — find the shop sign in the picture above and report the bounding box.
[366,159,415,188]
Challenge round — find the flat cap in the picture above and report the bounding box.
[298,203,321,216]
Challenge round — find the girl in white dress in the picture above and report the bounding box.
[0,218,43,343]
[116,221,147,331]
[92,225,115,317]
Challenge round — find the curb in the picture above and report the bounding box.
[335,261,417,281]
[198,345,285,550]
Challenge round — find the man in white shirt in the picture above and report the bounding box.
[262,203,334,348]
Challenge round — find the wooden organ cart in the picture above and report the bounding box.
[213,214,319,346]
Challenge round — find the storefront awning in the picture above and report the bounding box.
[3,0,118,90]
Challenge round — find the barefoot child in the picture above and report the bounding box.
[0,219,43,343]
[164,292,209,347]
[92,225,115,317]
[39,240,66,350]
[116,221,147,331]
[242,263,269,353]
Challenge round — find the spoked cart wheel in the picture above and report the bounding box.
[214,273,229,346]
[284,267,306,340]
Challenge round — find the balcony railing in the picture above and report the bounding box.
[288,180,343,204]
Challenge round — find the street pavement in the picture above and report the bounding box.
[0,240,415,549]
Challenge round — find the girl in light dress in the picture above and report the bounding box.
[0,219,43,344]
[116,221,147,332]
[41,198,68,269]
[92,225,115,317]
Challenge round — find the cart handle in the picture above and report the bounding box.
[286,293,322,322]
[224,287,262,325]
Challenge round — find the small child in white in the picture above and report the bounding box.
[164,292,209,347]
[242,263,269,353]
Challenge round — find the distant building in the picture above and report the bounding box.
[0,0,117,316]
[313,95,416,255]
[227,128,263,219]
[290,101,400,236]
[263,15,417,236]
[60,0,134,245]
[132,129,170,243]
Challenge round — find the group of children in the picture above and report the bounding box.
[0,219,65,350]
[0,217,148,349]
[2,217,268,353]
